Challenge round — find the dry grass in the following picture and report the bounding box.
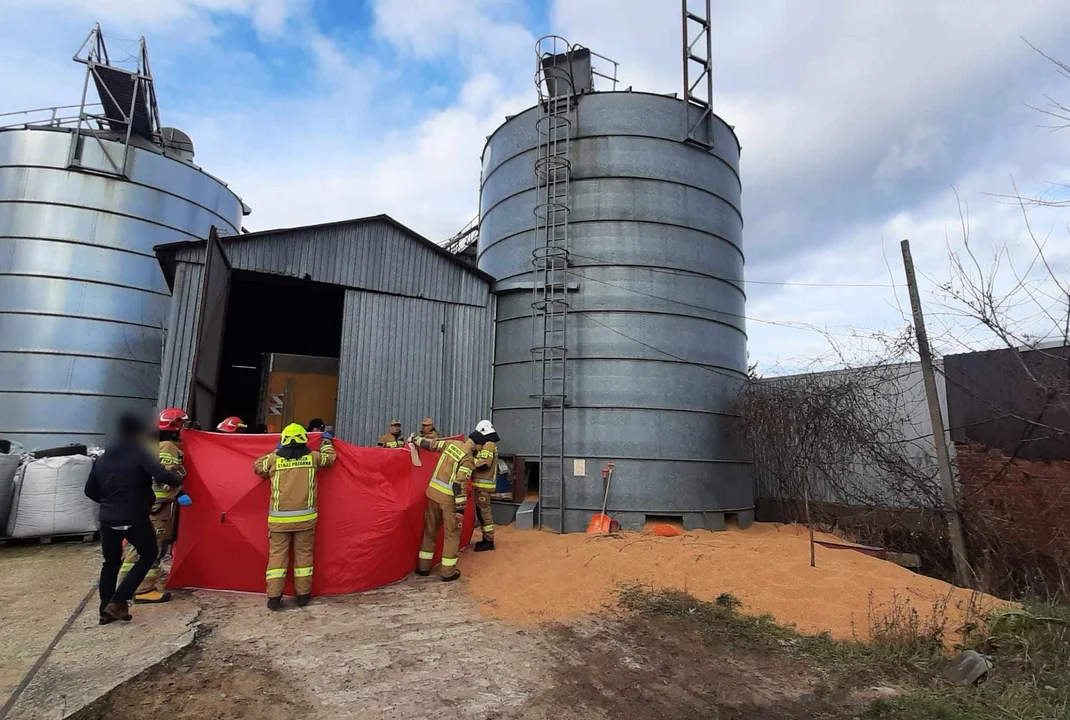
[619,585,1070,719]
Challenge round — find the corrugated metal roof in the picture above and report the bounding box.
[155,215,492,307]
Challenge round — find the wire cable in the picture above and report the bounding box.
[564,265,879,339]
[564,249,902,289]
[569,309,749,383]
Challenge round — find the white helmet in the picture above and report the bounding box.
[472,419,500,443]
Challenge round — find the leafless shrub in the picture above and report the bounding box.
[739,358,944,512]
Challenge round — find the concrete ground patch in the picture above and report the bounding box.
[0,543,199,719]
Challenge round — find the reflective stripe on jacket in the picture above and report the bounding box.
[417,437,474,509]
[377,434,405,448]
[153,440,185,504]
[472,441,498,490]
[253,442,337,531]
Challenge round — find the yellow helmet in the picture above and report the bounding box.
[280,423,308,446]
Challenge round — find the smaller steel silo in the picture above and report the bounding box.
[478,26,752,532]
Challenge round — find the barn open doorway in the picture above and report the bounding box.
[212,271,344,430]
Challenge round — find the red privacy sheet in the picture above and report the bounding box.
[168,431,474,596]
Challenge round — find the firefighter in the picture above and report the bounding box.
[216,416,247,433]
[411,421,499,581]
[377,420,405,448]
[119,407,187,603]
[253,422,336,610]
[471,420,500,552]
[419,417,439,440]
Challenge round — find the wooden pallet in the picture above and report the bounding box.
[0,531,97,546]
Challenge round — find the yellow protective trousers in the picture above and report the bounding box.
[266,528,315,598]
[417,497,461,579]
[474,489,494,542]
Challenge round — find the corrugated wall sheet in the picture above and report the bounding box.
[158,260,204,410]
[753,362,952,510]
[336,290,494,444]
[945,345,1070,460]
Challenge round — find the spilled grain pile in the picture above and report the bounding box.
[463,523,1005,642]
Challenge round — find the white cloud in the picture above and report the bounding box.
[171,1,537,237]
[873,123,947,191]
[5,0,309,37]
[370,0,533,74]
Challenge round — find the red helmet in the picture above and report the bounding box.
[216,416,247,433]
[158,408,189,431]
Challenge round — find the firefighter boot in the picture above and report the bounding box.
[296,594,311,608]
[266,597,282,611]
[134,590,172,603]
[442,569,462,583]
[474,539,495,552]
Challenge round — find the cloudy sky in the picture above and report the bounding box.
[4,0,1068,373]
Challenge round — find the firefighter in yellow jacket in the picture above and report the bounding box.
[377,420,405,448]
[471,420,499,552]
[253,423,336,610]
[411,420,499,581]
[119,407,188,603]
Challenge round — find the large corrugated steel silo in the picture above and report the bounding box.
[478,89,752,532]
[0,28,244,449]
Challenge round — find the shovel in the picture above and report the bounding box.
[586,462,615,534]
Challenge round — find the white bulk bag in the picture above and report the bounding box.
[5,455,98,538]
[0,453,21,531]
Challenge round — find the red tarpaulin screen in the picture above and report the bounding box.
[168,431,474,596]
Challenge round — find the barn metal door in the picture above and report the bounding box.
[188,227,231,428]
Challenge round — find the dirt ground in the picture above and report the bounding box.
[75,578,874,720]
[8,525,987,719]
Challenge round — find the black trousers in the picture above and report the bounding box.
[99,522,157,610]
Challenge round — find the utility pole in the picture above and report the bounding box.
[900,239,972,588]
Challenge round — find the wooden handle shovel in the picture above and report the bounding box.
[407,442,422,467]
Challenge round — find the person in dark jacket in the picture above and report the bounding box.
[85,413,183,624]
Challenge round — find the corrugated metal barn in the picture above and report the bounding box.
[154,215,495,444]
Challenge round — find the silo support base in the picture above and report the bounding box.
[692,512,724,532]
[540,509,756,534]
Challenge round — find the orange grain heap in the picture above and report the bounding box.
[463,522,1006,642]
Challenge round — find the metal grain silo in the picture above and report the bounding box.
[0,26,245,449]
[478,39,751,532]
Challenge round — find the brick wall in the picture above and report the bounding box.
[956,442,1070,563]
